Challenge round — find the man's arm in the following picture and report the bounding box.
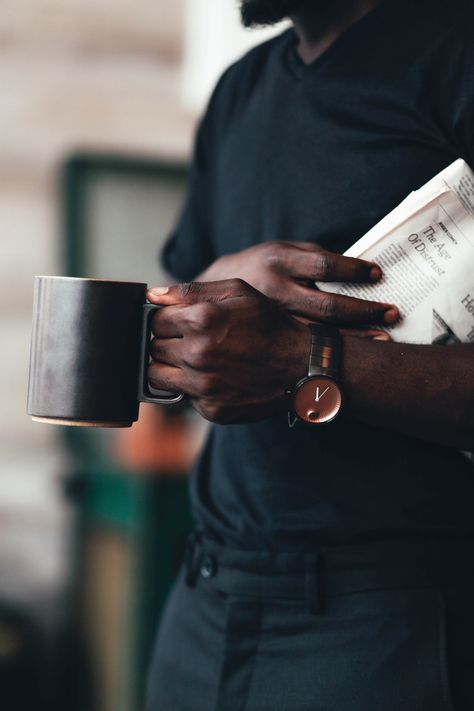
[146,279,474,450]
[341,337,474,449]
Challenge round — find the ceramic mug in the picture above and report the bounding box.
[27,276,182,427]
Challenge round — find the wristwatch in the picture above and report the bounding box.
[288,324,343,427]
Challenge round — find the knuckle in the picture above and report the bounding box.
[179,281,201,298]
[199,374,220,397]
[190,303,216,330]
[186,342,207,370]
[200,401,221,423]
[264,240,282,252]
[313,251,334,280]
[266,242,285,269]
[266,252,281,271]
[316,293,337,320]
[147,363,163,389]
[274,240,289,253]
[228,277,247,293]
[202,402,230,425]
[198,302,215,326]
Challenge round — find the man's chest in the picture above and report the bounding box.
[210,78,458,257]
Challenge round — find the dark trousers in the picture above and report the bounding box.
[146,534,474,711]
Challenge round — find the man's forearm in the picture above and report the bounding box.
[147,279,474,442]
[340,338,474,449]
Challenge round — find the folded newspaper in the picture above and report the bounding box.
[317,159,474,345]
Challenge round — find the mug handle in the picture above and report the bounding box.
[137,303,184,405]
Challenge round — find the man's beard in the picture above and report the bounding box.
[240,0,310,27]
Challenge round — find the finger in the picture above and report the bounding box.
[340,327,392,341]
[149,337,185,367]
[146,278,251,306]
[278,241,325,252]
[288,285,399,325]
[147,363,206,398]
[292,316,392,339]
[292,314,313,326]
[281,249,382,283]
[290,241,323,250]
[147,363,187,394]
[150,306,184,338]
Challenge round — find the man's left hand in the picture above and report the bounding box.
[146,279,309,424]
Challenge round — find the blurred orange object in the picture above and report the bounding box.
[110,403,205,475]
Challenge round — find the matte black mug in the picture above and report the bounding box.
[27,276,182,427]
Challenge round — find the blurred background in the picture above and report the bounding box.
[0,2,284,709]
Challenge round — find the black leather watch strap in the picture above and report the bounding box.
[308,324,342,380]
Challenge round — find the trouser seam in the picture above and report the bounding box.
[438,590,455,711]
[242,597,262,711]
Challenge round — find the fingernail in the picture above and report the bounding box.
[383,307,399,324]
[370,265,382,281]
[148,286,169,296]
[374,332,390,341]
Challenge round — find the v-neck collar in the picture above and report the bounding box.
[281,0,396,80]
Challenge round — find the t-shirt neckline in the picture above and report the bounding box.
[282,0,394,80]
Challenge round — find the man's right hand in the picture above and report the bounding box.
[198,241,399,327]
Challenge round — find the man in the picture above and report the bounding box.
[146,1,474,709]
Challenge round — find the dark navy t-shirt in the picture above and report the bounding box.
[162,0,474,550]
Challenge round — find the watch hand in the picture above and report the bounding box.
[315,386,330,402]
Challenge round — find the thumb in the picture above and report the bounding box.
[146,278,252,306]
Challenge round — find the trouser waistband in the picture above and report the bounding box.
[184,533,474,615]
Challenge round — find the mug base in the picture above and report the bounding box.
[32,416,133,428]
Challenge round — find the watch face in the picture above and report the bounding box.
[293,376,342,424]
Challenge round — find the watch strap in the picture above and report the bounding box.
[308,324,341,380]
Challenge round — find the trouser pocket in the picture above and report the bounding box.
[245,587,459,711]
[439,587,474,711]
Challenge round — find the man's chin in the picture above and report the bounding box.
[240,0,307,27]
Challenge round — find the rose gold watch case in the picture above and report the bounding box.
[292,375,343,425]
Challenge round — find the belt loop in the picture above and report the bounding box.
[305,553,323,615]
[184,532,202,587]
